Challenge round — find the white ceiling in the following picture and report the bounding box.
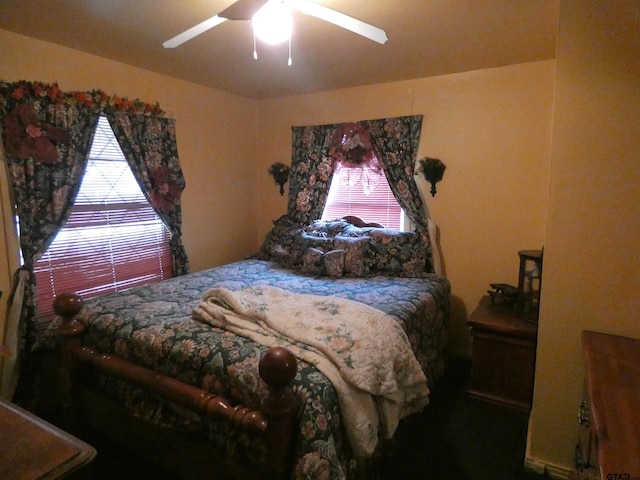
[0,0,559,100]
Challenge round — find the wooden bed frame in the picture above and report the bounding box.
[53,293,300,480]
[50,217,412,478]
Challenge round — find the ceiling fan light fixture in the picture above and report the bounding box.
[252,0,292,45]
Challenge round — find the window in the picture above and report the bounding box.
[321,165,405,229]
[33,116,172,325]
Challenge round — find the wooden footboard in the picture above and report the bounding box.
[53,292,299,480]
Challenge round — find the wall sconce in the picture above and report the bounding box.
[417,157,446,196]
[268,162,290,196]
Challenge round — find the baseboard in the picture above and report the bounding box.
[525,457,573,479]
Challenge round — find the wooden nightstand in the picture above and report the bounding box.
[467,296,538,416]
[0,400,96,479]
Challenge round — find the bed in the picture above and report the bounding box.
[50,216,450,480]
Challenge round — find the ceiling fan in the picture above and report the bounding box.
[162,0,389,49]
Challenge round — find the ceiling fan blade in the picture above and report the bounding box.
[162,15,228,48]
[219,0,269,21]
[293,0,388,44]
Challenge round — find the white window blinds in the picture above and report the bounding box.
[33,116,172,325]
[321,166,403,229]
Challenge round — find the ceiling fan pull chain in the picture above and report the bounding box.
[253,30,258,60]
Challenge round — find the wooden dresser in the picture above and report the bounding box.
[574,331,640,479]
[0,400,96,479]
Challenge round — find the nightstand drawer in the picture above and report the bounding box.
[467,296,538,416]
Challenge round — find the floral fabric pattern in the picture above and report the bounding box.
[0,80,188,402]
[4,103,72,163]
[65,259,450,480]
[105,110,189,276]
[301,248,346,277]
[193,285,430,458]
[256,215,302,267]
[363,116,430,242]
[287,116,429,266]
[258,218,432,278]
[333,236,372,277]
[0,81,100,401]
[357,228,432,277]
[323,250,346,277]
[288,124,337,225]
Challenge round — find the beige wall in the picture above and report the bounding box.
[256,60,554,356]
[528,0,640,475]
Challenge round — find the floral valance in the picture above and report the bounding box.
[0,80,164,117]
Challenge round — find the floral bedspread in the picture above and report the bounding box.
[76,259,450,479]
[193,285,430,458]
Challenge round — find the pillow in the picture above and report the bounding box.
[340,224,383,238]
[323,249,346,277]
[257,215,301,266]
[333,236,372,277]
[368,229,433,277]
[303,219,350,238]
[291,232,335,265]
[301,247,345,277]
[301,247,325,275]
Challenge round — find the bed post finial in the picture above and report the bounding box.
[259,346,297,387]
[53,293,84,337]
[259,347,298,480]
[53,292,85,431]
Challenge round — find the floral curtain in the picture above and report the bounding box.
[105,110,189,276]
[0,81,100,401]
[287,124,338,225]
[363,115,428,237]
[287,115,427,234]
[0,81,188,403]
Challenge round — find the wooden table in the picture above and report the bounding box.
[0,400,96,479]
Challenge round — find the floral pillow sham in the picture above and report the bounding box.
[258,218,434,277]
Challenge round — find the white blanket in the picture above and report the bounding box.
[192,285,429,457]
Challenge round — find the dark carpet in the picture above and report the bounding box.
[83,357,548,480]
[378,357,547,480]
